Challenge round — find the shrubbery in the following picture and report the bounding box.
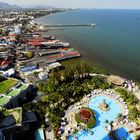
[23,61,110,138]
[25,51,34,59]
[115,88,140,123]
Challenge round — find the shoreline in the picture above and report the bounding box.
[1,9,140,140]
[30,10,140,140]
[33,9,73,24]
[33,10,140,83]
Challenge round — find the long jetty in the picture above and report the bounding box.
[43,23,96,27]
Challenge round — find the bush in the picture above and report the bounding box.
[90,76,110,89]
[134,134,140,140]
[115,88,127,95]
[87,118,96,128]
[25,51,34,59]
[115,88,140,122]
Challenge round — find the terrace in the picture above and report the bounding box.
[0,96,10,107]
[0,79,18,94]
[0,107,22,129]
[7,84,28,97]
[7,89,19,97]
[3,107,22,125]
[7,84,27,97]
[19,84,28,91]
[0,78,30,107]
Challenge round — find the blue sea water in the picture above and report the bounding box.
[35,9,140,81]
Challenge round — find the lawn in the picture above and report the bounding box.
[19,84,28,91]
[7,89,19,97]
[0,79,18,94]
[0,97,10,106]
[4,108,22,124]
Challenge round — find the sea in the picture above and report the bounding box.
[35,9,140,82]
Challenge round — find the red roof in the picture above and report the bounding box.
[28,37,49,46]
[8,34,17,36]
[0,60,10,66]
[31,42,41,46]
[28,38,44,42]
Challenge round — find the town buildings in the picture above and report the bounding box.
[0,8,80,140]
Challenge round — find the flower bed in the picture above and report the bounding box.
[75,107,96,128]
[79,109,92,121]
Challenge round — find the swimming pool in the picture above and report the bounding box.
[35,129,45,140]
[117,127,134,140]
[68,96,134,140]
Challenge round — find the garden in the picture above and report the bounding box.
[0,77,18,94]
[22,61,111,139]
[75,107,96,128]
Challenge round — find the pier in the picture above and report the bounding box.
[43,23,96,27]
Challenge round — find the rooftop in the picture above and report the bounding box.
[0,107,22,129]
[0,97,10,106]
[107,75,125,86]
[0,79,29,107]
[19,84,28,91]
[7,84,28,97]
[7,89,19,97]
[0,79,18,94]
[4,107,22,124]
[47,62,62,70]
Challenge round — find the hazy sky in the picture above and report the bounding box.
[1,0,140,9]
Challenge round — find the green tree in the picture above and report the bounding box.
[25,51,34,59]
[134,134,140,140]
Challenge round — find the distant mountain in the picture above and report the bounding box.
[24,4,54,9]
[0,2,21,9]
[33,5,54,9]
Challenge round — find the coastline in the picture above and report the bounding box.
[34,15,111,76]
[33,9,140,83]
[1,8,140,140]
[33,9,74,24]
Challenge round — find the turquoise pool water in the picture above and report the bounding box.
[68,96,134,140]
[35,129,45,140]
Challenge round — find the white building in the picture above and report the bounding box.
[14,25,21,34]
[38,72,48,80]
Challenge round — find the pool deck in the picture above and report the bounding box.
[61,89,138,140]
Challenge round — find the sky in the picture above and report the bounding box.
[1,0,140,9]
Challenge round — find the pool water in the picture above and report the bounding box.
[68,96,134,140]
[35,129,45,140]
[117,127,134,140]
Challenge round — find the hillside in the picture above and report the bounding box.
[0,2,21,9]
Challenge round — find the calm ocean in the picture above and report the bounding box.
[35,9,140,82]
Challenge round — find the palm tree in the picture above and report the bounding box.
[105,119,109,124]
[134,134,140,140]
